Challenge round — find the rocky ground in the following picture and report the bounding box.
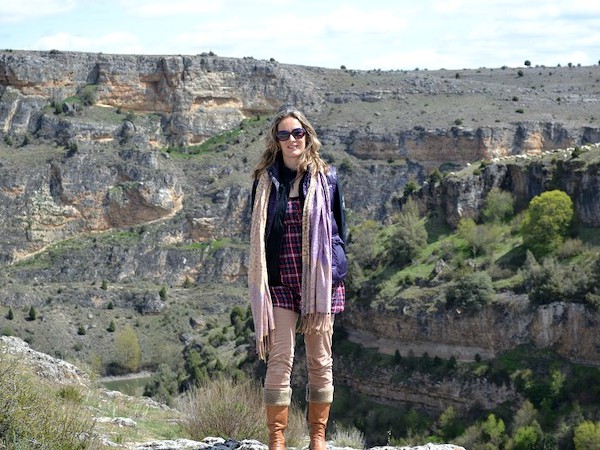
[131,438,465,450]
[0,336,464,450]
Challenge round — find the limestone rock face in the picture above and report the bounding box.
[415,143,600,227]
[0,51,321,146]
[0,145,183,263]
[0,335,89,385]
[337,295,600,413]
[341,296,600,366]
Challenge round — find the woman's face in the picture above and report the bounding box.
[277,116,306,170]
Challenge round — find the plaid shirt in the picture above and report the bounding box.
[270,198,345,314]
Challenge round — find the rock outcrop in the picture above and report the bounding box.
[0,51,321,146]
[131,437,465,450]
[0,145,183,264]
[2,51,599,156]
[0,335,89,384]
[341,294,600,365]
[417,142,600,227]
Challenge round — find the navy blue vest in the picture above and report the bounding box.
[258,163,347,285]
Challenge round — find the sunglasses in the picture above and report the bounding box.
[276,128,306,141]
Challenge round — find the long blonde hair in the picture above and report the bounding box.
[253,107,328,179]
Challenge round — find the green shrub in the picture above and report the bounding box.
[403,180,420,197]
[573,420,600,450]
[457,218,501,257]
[571,146,584,158]
[143,363,179,405]
[388,199,428,267]
[521,190,573,256]
[524,252,593,305]
[57,385,84,403]
[482,187,514,223]
[428,167,443,184]
[446,271,494,313]
[349,220,383,271]
[159,285,168,301]
[114,325,142,372]
[339,158,354,173]
[513,425,540,449]
[77,84,97,106]
[557,238,585,259]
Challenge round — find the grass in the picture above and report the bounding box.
[331,422,367,449]
[0,355,103,449]
[0,141,66,164]
[0,350,276,448]
[85,384,183,445]
[176,376,307,447]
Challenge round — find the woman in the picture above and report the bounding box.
[248,107,347,450]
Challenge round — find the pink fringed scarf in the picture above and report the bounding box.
[248,170,333,361]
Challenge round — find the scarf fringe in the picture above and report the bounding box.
[257,331,273,361]
[298,312,333,335]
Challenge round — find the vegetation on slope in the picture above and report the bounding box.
[334,144,600,448]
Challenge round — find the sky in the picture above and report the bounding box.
[1,0,599,71]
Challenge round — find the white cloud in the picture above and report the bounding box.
[118,0,221,17]
[33,31,144,54]
[0,0,77,23]
[1,0,599,70]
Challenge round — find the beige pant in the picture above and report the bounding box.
[264,307,334,391]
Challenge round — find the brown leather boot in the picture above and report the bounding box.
[266,404,288,450]
[308,402,331,450]
[306,385,334,450]
[264,388,292,450]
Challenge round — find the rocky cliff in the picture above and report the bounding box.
[1,50,600,426]
[0,51,321,146]
[415,142,600,228]
[341,292,599,363]
[2,51,600,257]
